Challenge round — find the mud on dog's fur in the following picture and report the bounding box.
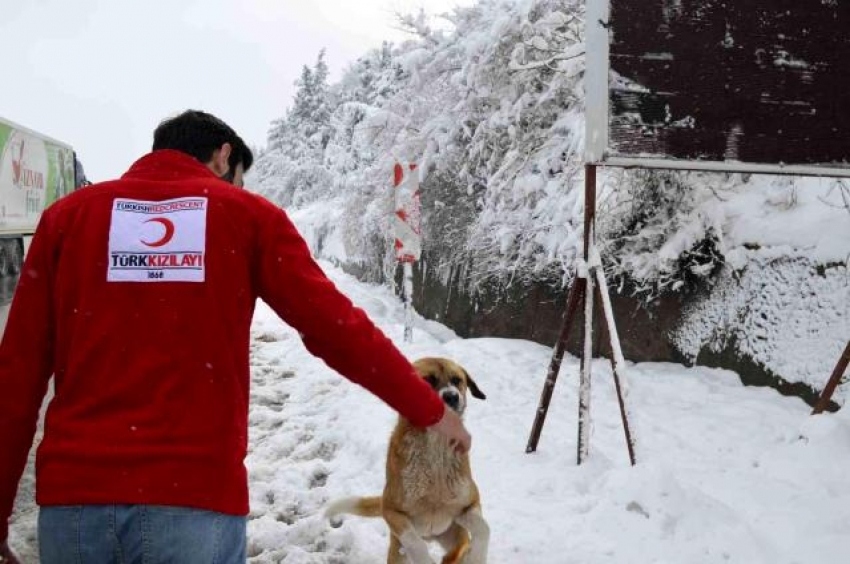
[326,357,489,564]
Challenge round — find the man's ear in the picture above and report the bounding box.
[208,143,232,176]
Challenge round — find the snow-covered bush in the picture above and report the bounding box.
[252,0,593,293]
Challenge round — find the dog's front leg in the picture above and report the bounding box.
[384,509,436,564]
[455,505,489,564]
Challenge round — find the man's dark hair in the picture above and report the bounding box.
[230,139,254,173]
[153,110,253,172]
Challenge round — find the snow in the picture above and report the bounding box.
[719,175,850,265]
[289,198,351,266]
[672,255,849,401]
[11,259,849,563]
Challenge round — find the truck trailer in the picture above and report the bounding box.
[0,117,87,276]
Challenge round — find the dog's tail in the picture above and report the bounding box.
[325,496,382,527]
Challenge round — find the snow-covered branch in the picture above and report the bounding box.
[508,49,585,72]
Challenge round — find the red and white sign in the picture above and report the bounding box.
[393,163,421,263]
[107,197,208,283]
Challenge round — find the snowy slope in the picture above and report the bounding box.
[242,262,850,564]
[9,260,850,563]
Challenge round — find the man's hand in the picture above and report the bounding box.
[0,540,21,564]
[430,406,472,454]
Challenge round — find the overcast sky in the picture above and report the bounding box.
[2,0,474,182]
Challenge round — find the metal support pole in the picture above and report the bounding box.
[526,277,587,453]
[526,164,637,466]
[594,284,608,358]
[812,340,850,415]
[402,261,414,343]
[576,164,597,465]
[594,259,638,466]
[577,269,595,465]
[583,165,597,261]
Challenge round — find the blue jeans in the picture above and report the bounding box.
[38,504,247,563]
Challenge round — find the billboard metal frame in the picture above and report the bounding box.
[530,0,850,464]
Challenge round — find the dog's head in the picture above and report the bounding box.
[413,357,486,416]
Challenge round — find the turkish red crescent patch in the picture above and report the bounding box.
[107,197,208,283]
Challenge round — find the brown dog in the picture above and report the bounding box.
[326,357,489,564]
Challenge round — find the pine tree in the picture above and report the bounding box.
[311,49,332,149]
[313,49,329,92]
[266,116,287,152]
[267,65,315,152]
[289,65,315,127]
[256,48,340,207]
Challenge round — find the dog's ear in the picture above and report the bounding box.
[462,369,486,400]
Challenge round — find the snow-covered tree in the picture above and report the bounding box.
[250,0,847,307]
[256,50,337,207]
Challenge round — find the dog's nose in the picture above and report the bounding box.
[442,390,460,409]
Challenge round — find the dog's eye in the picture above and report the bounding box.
[450,376,462,387]
[424,376,439,388]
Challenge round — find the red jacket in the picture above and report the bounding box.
[0,150,444,541]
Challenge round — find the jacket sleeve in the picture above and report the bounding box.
[253,198,444,428]
[0,211,57,543]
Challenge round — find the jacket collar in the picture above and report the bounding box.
[121,150,219,182]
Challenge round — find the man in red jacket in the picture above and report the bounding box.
[0,110,470,563]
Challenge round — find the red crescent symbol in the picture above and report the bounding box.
[142,218,175,247]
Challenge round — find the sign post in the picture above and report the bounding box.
[812,342,850,415]
[393,163,421,343]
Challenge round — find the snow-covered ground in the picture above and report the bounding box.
[9,260,850,563]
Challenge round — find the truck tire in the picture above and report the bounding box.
[0,246,9,278]
[6,240,22,276]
